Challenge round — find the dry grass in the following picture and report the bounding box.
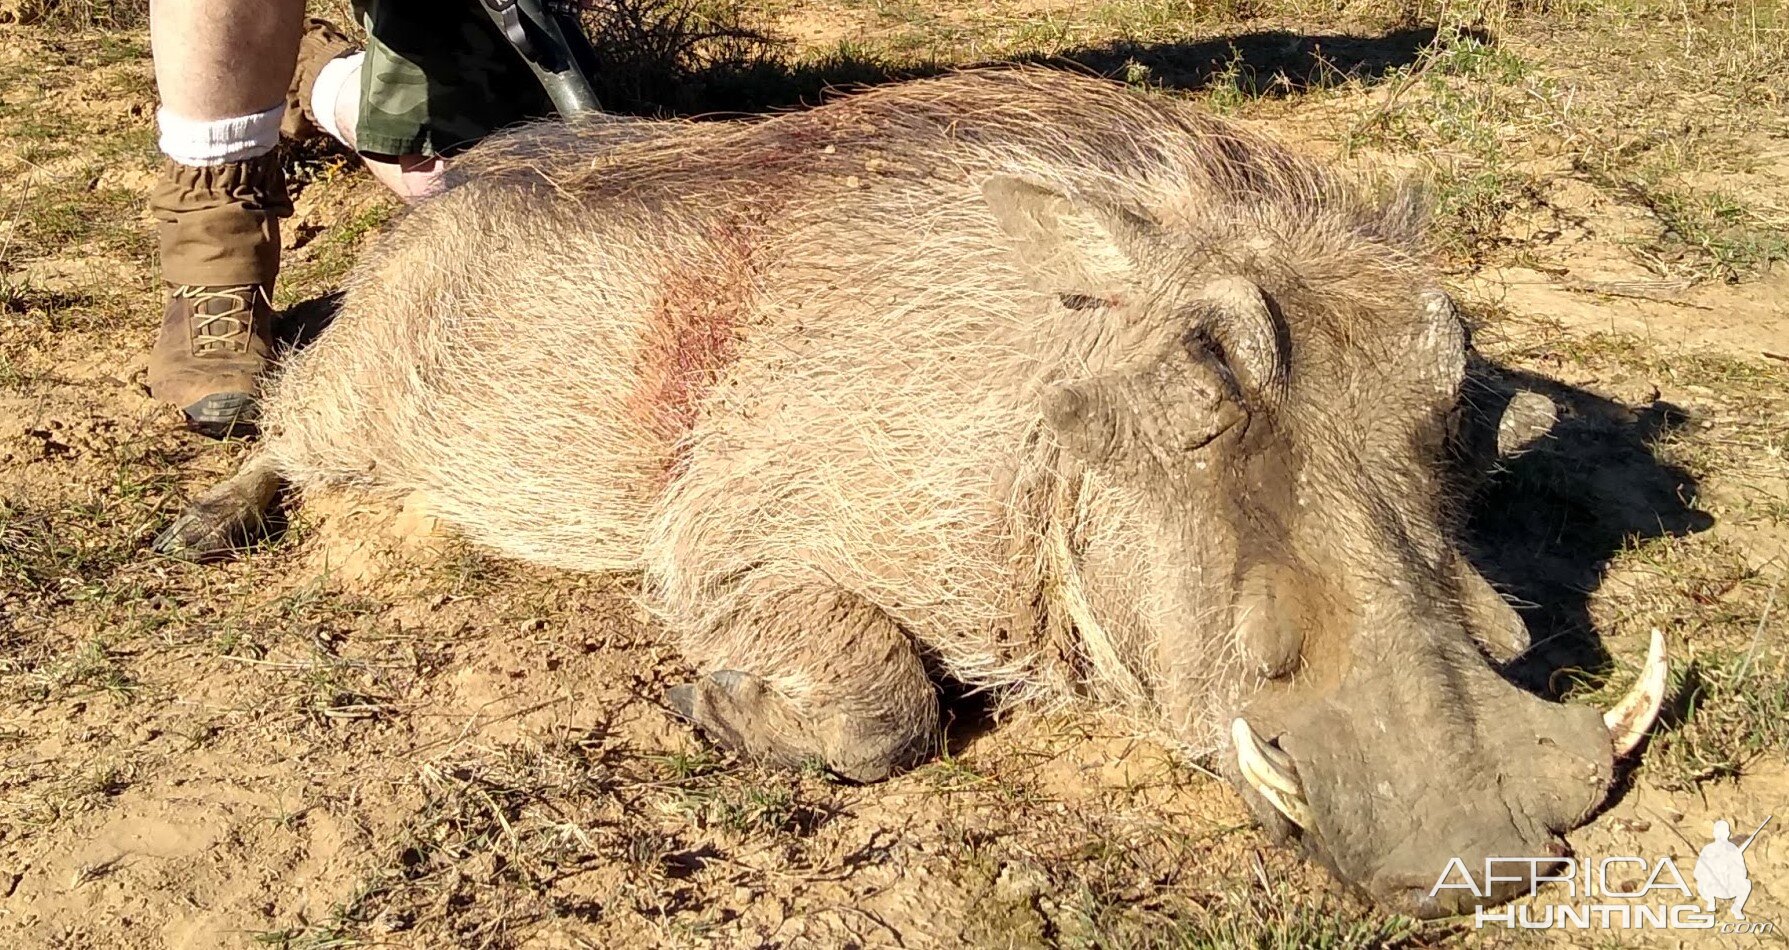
[0,0,144,28]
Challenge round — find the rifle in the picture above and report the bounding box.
[477,0,604,116]
[1738,815,1772,855]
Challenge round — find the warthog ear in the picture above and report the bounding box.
[981,175,1160,297]
[1451,363,1559,484]
[1495,390,1558,458]
[1418,290,1469,397]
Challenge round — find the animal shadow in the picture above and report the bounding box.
[1048,26,1470,98]
[571,0,1457,117]
[1464,364,1712,698]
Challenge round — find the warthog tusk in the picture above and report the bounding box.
[1232,718,1313,830]
[1604,628,1669,758]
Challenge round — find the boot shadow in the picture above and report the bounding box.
[277,290,344,353]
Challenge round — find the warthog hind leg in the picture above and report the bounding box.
[152,451,282,560]
[667,583,939,782]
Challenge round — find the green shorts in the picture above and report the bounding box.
[353,0,556,157]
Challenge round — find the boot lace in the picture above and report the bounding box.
[175,285,264,354]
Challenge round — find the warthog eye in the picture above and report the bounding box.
[1183,327,1243,399]
[1057,293,1111,311]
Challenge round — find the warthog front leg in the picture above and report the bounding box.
[152,451,282,560]
[667,583,939,783]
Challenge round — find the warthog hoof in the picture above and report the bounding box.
[666,669,923,783]
[666,670,764,753]
[152,455,281,561]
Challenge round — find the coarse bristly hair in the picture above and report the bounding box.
[261,67,1430,750]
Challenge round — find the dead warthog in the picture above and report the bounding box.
[158,68,1666,916]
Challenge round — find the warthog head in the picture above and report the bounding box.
[985,176,1666,917]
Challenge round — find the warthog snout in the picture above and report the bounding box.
[1231,631,1666,918]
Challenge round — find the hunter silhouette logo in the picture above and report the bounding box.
[1695,817,1768,920]
[1432,814,1776,932]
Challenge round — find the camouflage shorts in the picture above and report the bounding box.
[353,0,556,157]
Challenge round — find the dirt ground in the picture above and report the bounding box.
[1,2,1786,947]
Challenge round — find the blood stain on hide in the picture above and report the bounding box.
[632,212,763,481]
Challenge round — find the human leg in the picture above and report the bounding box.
[297,37,448,202]
[150,0,304,121]
[285,0,556,203]
[146,0,305,434]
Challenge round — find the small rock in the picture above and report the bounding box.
[1662,808,1685,823]
[995,862,1048,902]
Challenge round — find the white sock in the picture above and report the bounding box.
[309,50,365,148]
[156,103,285,167]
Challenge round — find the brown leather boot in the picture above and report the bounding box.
[147,150,291,436]
[147,283,277,436]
